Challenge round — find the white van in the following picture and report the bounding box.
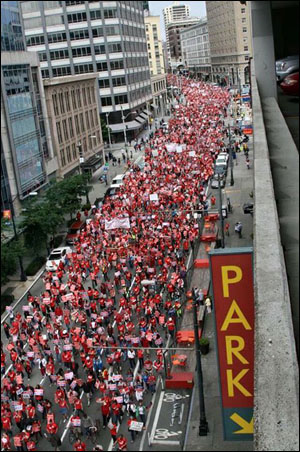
[111,174,125,186]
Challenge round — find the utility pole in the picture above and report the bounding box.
[218,174,225,248]
[8,197,27,281]
[192,289,209,436]
[106,113,112,150]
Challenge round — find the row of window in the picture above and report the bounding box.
[99,76,126,88]
[52,86,95,116]
[56,108,98,145]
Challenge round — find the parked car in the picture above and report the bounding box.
[214,161,228,175]
[216,155,228,166]
[275,55,299,82]
[211,174,225,189]
[218,152,229,163]
[243,202,254,215]
[280,72,299,96]
[46,246,72,271]
[66,219,86,245]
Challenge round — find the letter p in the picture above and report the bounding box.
[221,266,242,298]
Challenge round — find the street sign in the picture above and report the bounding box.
[209,248,254,441]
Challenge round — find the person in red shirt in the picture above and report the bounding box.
[13,432,24,452]
[2,415,12,435]
[1,432,11,451]
[127,415,138,443]
[115,434,128,451]
[26,439,37,451]
[73,439,87,451]
[46,419,59,435]
[166,317,176,340]
[109,422,118,442]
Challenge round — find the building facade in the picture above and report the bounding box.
[180,18,211,80]
[167,17,200,70]
[43,74,104,179]
[206,0,253,86]
[163,1,190,66]
[1,1,25,52]
[144,14,167,116]
[1,51,57,215]
[20,1,152,141]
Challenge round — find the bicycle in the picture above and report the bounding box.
[87,426,98,445]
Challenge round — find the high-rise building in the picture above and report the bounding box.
[180,17,211,80]
[144,15,167,117]
[1,1,25,52]
[163,1,190,65]
[167,17,200,70]
[205,0,252,86]
[20,1,152,142]
[1,51,57,214]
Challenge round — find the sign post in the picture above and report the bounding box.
[209,248,254,441]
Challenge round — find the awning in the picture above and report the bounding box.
[143,109,151,115]
[139,112,148,120]
[109,120,142,132]
[81,155,103,171]
[135,116,146,124]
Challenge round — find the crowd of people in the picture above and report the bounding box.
[1,75,231,451]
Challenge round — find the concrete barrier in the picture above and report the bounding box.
[252,63,299,451]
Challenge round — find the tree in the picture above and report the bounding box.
[21,201,64,255]
[45,174,92,219]
[1,219,26,284]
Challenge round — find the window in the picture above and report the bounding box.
[48,31,67,43]
[242,18,246,23]
[82,87,87,106]
[66,145,72,163]
[85,111,90,129]
[91,86,95,103]
[53,94,59,115]
[94,44,106,55]
[245,55,249,61]
[104,8,117,18]
[83,137,87,153]
[39,52,47,62]
[67,12,87,23]
[41,69,49,78]
[69,29,89,40]
[68,117,74,138]
[72,143,77,159]
[99,78,110,88]
[92,27,104,38]
[52,67,71,77]
[56,122,63,144]
[101,97,112,106]
[26,35,45,46]
[244,46,248,51]
[115,94,128,104]
[62,119,69,140]
[112,77,126,87]
[90,10,101,20]
[87,87,92,105]
[74,115,80,134]
[79,112,85,132]
[241,7,245,13]
[74,63,94,74]
[90,109,95,128]
[50,49,69,60]
[110,60,124,70]
[94,109,98,127]
[108,43,122,53]
[243,27,247,32]
[106,25,119,36]
[71,90,77,109]
[97,62,108,72]
[59,92,65,114]
[76,89,82,108]
[72,46,91,57]
[60,148,66,166]
[65,92,71,111]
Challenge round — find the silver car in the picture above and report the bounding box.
[276,55,299,82]
[211,174,225,189]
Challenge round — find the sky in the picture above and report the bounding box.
[149,1,207,40]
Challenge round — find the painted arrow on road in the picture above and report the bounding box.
[230,413,254,434]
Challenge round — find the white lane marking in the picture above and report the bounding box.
[152,439,181,445]
[139,376,162,451]
[60,389,84,442]
[149,390,165,445]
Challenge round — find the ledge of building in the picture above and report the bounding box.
[252,64,299,451]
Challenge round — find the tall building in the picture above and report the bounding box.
[1,51,57,214]
[144,15,167,116]
[1,1,25,52]
[206,1,252,86]
[20,1,152,142]
[167,17,200,70]
[180,17,211,80]
[163,1,190,66]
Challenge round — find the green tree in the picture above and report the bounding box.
[21,201,64,255]
[46,174,92,219]
[1,219,26,284]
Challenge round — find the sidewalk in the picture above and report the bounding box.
[184,122,254,450]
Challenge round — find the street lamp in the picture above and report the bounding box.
[8,195,27,281]
[77,141,83,174]
[227,125,234,186]
[159,95,164,118]
[192,288,209,436]
[121,107,135,150]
